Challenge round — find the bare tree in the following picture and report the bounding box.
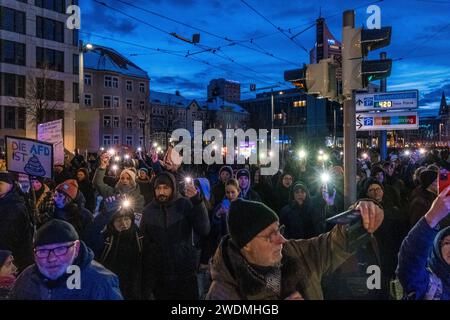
[18,64,63,134]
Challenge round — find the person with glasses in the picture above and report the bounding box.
[206,198,384,300]
[397,184,450,300]
[10,219,123,300]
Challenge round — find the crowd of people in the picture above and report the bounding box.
[0,145,449,300]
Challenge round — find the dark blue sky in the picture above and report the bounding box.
[80,0,450,116]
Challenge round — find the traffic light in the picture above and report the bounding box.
[342,26,392,97]
[284,58,338,99]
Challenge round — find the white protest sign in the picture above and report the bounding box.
[5,136,54,179]
[38,119,64,165]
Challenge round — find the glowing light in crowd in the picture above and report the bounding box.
[185,177,192,184]
[137,147,142,152]
[112,164,118,171]
[260,153,266,159]
[124,154,130,160]
[404,150,411,156]
[122,199,130,208]
[114,156,121,162]
[340,151,343,156]
[419,148,426,155]
[153,142,158,148]
[156,146,162,152]
[269,151,274,158]
[320,172,330,183]
[108,148,115,155]
[322,154,329,161]
[317,155,323,161]
[100,147,105,151]
[298,149,307,159]
[362,153,368,159]
[318,149,324,155]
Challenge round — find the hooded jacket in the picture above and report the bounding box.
[10,241,123,300]
[236,169,261,202]
[397,218,450,300]
[206,224,356,300]
[140,172,210,298]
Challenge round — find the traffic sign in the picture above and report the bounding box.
[355,90,419,112]
[356,112,419,131]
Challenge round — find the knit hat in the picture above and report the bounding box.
[293,182,308,193]
[0,250,12,267]
[154,172,174,189]
[420,167,438,189]
[55,179,78,200]
[219,165,233,178]
[120,168,137,186]
[236,168,250,180]
[358,177,383,199]
[35,219,79,247]
[228,199,279,249]
[0,171,14,185]
[138,168,149,175]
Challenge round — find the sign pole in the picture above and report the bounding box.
[380,52,388,161]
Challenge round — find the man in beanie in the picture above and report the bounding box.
[206,198,384,300]
[397,184,450,299]
[211,165,233,207]
[0,171,34,272]
[236,168,261,201]
[93,152,145,213]
[409,165,439,227]
[10,219,123,300]
[141,172,210,300]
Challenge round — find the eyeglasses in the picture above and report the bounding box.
[34,242,76,259]
[256,225,285,243]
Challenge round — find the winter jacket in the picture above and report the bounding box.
[409,187,436,227]
[397,218,450,300]
[77,179,96,213]
[0,189,34,272]
[280,201,317,240]
[140,172,210,299]
[10,241,123,300]
[206,224,361,300]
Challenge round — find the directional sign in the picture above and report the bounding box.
[355,90,419,112]
[356,112,419,131]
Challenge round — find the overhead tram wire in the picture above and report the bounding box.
[80,31,283,87]
[112,0,300,66]
[91,2,292,85]
[240,0,308,52]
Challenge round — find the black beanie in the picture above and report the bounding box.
[35,219,79,247]
[228,199,279,249]
[420,170,438,189]
[293,182,308,193]
[154,172,174,189]
[236,168,250,180]
[0,250,12,267]
[0,172,14,185]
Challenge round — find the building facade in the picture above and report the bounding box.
[207,78,240,103]
[75,45,150,152]
[0,0,79,151]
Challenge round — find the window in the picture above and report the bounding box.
[84,94,91,106]
[17,107,25,129]
[126,136,133,146]
[36,16,64,43]
[103,116,111,128]
[104,76,112,87]
[103,135,111,146]
[73,83,79,103]
[139,119,144,129]
[139,136,144,146]
[73,54,79,74]
[0,40,25,65]
[113,96,119,108]
[112,77,118,88]
[126,80,132,91]
[103,96,111,108]
[35,0,65,13]
[84,74,91,86]
[139,101,145,111]
[36,47,64,72]
[73,29,79,46]
[4,106,16,129]
[0,6,26,34]
[113,135,119,145]
[113,116,119,128]
[36,78,64,101]
[139,82,145,93]
[126,99,132,110]
[126,117,132,128]
[293,100,306,108]
[0,73,25,97]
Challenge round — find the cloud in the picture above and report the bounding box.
[152,75,206,91]
[83,5,138,35]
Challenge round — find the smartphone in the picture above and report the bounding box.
[438,171,450,195]
[326,209,361,225]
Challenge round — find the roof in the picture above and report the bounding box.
[84,45,149,79]
[198,97,248,114]
[149,90,192,108]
